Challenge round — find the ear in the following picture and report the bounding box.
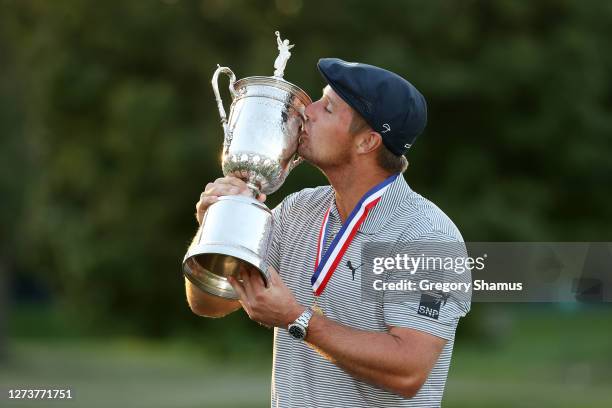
[355,130,383,155]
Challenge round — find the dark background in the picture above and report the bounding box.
[1,1,611,407]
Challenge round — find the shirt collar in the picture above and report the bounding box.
[328,174,413,235]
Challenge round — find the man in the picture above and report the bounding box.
[186,58,471,407]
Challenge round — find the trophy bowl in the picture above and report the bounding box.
[222,76,311,196]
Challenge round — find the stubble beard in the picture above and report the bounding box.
[299,143,352,172]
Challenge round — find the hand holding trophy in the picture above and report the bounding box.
[182,32,311,299]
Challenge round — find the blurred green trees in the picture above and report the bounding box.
[1,0,611,337]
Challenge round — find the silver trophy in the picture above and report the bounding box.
[182,32,311,299]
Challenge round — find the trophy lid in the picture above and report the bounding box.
[233,76,312,106]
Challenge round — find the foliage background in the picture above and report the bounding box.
[1,0,611,407]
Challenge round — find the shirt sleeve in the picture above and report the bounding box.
[382,230,472,341]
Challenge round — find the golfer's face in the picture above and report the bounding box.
[298,86,353,167]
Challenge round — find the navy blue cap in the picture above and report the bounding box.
[317,58,427,156]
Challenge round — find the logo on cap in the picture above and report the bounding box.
[381,123,391,133]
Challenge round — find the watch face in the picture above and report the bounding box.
[288,325,305,340]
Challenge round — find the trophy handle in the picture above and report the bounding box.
[212,65,238,151]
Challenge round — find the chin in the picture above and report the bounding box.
[297,148,316,166]
[297,144,309,159]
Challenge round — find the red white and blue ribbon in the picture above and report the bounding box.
[312,173,398,296]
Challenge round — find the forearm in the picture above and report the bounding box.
[185,278,241,317]
[304,314,421,398]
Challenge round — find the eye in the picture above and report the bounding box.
[324,106,332,113]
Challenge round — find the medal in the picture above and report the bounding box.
[311,174,398,301]
[311,297,324,315]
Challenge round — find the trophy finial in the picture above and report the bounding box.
[273,31,295,78]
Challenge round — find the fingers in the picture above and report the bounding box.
[194,177,246,223]
[246,267,267,289]
[205,176,246,194]
[240,268,258,299]
[195,176,267,225]
[214,176,244,186]
[214,177,266,202]
[195,196,218,221]
[199,176,259,200]
[228,276,251,314]
[238,189,266,202]
[211,176,249,191]
[228,269,265,324]
[203,183,242,197]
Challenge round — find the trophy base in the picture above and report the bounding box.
[182,195,273,299]
[183,244,269,299]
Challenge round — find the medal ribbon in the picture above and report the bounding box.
[312,174,398,296]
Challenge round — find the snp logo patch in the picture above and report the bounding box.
[417,292,448,320]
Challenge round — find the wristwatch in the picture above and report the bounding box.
[287,308,314,341]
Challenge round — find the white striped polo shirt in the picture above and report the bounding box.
[267,174,471,408]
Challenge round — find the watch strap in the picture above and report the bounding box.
[294,308,314,329]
